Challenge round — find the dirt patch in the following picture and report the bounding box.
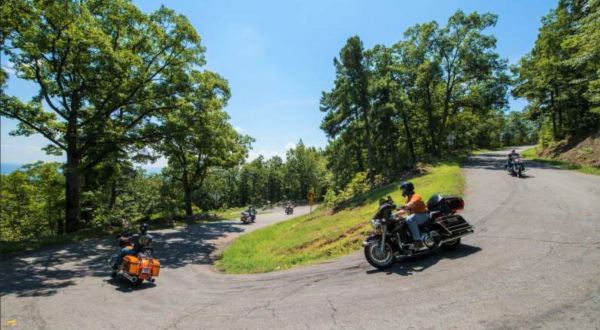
[539,132,600,167]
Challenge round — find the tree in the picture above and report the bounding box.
[0,162,64,241]
[321,36,376,182]
[320,11,509,191]
[1,0,205,231]
[513,0,599,140]
[157,71,251,216]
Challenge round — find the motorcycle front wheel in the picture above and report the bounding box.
[364,242,394,269]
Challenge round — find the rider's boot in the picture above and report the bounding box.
[412,240,424,251]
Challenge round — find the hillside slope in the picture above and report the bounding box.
[539,132,600,167]
[216,162,464,273]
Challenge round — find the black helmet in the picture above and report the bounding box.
[400,181,414,197]
[139,223,149,235]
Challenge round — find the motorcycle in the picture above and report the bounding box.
[507,157,525,177]
[108,235,160,287]
[285,205,294,215]
[363,195,474,269]
[241,209,256,224]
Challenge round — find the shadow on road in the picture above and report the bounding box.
[365,244,481,276]
[463,153,565,176]
[0,222,243,297]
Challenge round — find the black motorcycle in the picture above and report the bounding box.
[285,205,294,215]
[507,157,525,177]
[363,195,474,269]
[241,208,256,224]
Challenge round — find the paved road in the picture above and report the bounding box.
[2,148,599,329]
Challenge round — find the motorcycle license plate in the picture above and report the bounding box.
[142,268,151,274]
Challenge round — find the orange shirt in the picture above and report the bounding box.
[405,193,428,214]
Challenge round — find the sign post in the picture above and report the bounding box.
[307,190,315,213]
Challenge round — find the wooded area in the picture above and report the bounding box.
[1,0,598,244]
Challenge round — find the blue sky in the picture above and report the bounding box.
[1,0,556,169]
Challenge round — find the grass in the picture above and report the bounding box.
[522,146,600,176]
[216,161,465,274]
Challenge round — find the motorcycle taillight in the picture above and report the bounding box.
[448,197,464,212]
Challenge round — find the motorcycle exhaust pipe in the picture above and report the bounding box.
[439,231,474,244]
[121,272,138,283]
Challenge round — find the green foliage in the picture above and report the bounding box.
[321,10,511,189]
[1,162,64,241]
[216,161,464,273]
[155,70,251,216]
[0,0,208,231]
[512,0,600,140]
[501,111,539,145]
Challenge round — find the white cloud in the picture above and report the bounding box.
[246,141,298,162]
[247,149,285,161]
[1,63,15,75]
[285,142,295,150]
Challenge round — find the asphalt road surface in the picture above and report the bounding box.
[2,148,599,329]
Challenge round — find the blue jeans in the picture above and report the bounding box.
[406,213,429,242]
[112,247,135,270]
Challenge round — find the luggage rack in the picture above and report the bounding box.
[437,215,474,236]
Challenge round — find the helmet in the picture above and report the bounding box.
[139,223,149,235]
[400,181,414,197]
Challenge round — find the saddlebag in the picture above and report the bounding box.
[435,215,473,236]
[123,255,140,274]
[151,259,161,276]
[427,195,464,214]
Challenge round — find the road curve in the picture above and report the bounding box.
[2,149,600,329]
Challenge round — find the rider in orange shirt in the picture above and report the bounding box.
[399,182,428,249]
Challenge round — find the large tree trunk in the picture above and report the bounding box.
[65,148,81,233]
[108,181,117,210]
[423,85,438,156]
[362,107,376,182]
[182,175,193,217]
[550,90,557,139]
[400,110,416,166]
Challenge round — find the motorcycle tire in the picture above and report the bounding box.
[131,278,143,288]
[441,238,461,251]
[364,242,394,269]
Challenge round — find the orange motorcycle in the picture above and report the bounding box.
[108,236,160,287]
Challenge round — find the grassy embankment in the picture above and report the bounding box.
[522,147,600,176]
[216,161,464,274]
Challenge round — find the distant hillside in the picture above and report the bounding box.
[1,163,23,174]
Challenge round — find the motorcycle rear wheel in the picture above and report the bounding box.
[441,238,461,250]
[364,242,394,269]
[131,278,143,288]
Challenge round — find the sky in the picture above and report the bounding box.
[1,0,556,170]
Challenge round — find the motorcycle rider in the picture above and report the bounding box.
[507,149,520,168]
[398,182,429,249]
[111,223,153,277]
[248,206,256,220]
